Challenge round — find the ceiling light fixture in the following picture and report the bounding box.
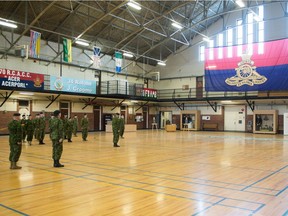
[75,40,89,46]
[127,1,141,10]
[0,18,17,29]
[172,22,183,29]
[236,0,245,8]
[157,61,166,66]
[19,92,34,96]
[123,52,134,58]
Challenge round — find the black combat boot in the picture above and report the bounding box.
[11,162,22,169]
[113,143,120,147]
[57,160,64,167]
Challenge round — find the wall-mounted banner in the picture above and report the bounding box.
[0,68,44,90]
[115,51,122,73]
[50,76,96,94]
[205,38,288,91]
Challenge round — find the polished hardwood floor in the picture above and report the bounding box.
[1,130,288,216]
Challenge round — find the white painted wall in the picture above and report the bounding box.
[0,101,17,112]
[71,102,93,113]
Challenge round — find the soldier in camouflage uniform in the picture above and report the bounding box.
[21,114,27,142]
[8,113,23,169]
[81,113,89,141]
[67,117,73,142]
[50,110,64,167]
[112,113,120,147]
[73,115,78,137]
[48,113,54,140]
[119,115,125,139]
[38,112,46,145]
[63,114,68,139]
[33,114,40,140]
[26,115,35,145]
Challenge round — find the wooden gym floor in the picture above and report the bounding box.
[1,130,288,216]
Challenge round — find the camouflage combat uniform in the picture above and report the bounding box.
[119,117,125,138]
[67,118,73,142]
[112,115,121,146]
[26,117,35,145]
[50,117,64,163]
[8,118,22,168]
[63,116,68,139]
[81,116,89,141]
[38,115,46,144]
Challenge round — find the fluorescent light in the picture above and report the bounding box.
[19,92,34,96]
[127,1,141,10]
[75,40,89,46]
[157,61,166,66]
[203,37,211,42]
[131,100,138,103]
[172,22,183,29]
[236,0,245,8]
[0,19,17,29]
[123,52,134,58]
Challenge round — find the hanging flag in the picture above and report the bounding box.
[30,30,41,58]
[205,38,288,91]
[115,51,122,73]
[93,46,101,68]
[63,38,72,62]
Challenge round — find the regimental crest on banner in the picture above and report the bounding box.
[225,52,267,87]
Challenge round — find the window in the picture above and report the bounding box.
[227,27,233,58]
[258,5,264,54]
[247,12,254,54]
[236,19,243,56]
[218,33,223,59]
[209,40,214,60]
[199,45,205,61]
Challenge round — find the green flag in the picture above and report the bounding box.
[63,38,72,62]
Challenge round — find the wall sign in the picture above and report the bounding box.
[0,68,44,90]
[142,88,157,98]
[50,76,96,94]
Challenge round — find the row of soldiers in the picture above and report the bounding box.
[8,112,89,169]
[20,113,89,145]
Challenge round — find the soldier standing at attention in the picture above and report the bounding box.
[33,114,40,140]
[63,114,68,139]
[38,112,46,145]
[81,113,89,141]
[26,115,35,145]
[50,110,64,167]
[8,113,22,169]
[67,117,73,142]
[119,115,125,139]
[21,114,27,142]
[73,115,78,137]
[112,113,120,147]
[48,113,54,140]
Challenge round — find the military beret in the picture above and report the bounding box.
[13,113,21,116]
[53,110,61,116]
[40,112,43,114]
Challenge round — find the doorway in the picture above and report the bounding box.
[93,105,101,131]
[159,111,172,129]
[60,102,70,118]
[224,106,246,131]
